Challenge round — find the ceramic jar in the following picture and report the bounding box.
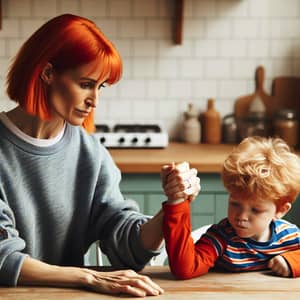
[182,103,201,143]
[202,99,221,144]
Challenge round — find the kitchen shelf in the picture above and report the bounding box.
[174,0,184,44]
[0,0,2,30]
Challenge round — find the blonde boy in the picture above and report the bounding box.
[163,137,300,279]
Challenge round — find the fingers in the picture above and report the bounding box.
[268,256,291,277]
[86,269,164,297]
[161,162,175,187]
[163,165,200,201]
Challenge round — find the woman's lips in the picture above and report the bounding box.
[75,109,90,116]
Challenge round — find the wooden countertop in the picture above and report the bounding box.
[108,143,238,173]
[109,143,300,174]
[2,266,300,299]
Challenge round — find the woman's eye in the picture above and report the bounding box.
[80,82,93,89]
[98,82,107,90]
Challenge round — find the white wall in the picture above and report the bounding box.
[1,0,300,139]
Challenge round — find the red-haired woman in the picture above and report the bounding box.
[0,14,200,297]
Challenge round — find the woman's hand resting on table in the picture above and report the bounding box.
[18,257,163,298]
[82,268,164,297]
[161,162,201,204]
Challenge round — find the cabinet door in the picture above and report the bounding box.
[191,194,215,228]
[215,194,228,223]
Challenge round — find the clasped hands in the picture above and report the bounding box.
[161,161,201,204]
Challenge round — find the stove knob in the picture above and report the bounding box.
[118,137,125,144]
[144,137,151,144]
[131,137,138,144]
[100,137,106,144]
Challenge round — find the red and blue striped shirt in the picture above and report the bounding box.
[205,218,300,272]
[163,200,300,279]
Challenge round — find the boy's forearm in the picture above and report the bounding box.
[281,249,300,277]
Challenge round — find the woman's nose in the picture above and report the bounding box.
[86,90,98,108]
[86,98,97,108]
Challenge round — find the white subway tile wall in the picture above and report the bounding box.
[1,0,300,140]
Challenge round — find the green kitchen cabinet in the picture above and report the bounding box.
[120,173,300,227]
[120,173,229,229]
[85,172,300,266]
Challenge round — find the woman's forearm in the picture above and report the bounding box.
[140,209,164,251]
[18,256,164,296]
[18,256,86,287]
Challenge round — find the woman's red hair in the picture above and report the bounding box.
[6,14,122,133]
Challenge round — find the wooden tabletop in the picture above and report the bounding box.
[1,266,300,299]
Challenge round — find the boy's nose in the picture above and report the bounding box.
[236,210,249,221]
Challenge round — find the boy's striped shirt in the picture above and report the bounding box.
[203,218,300,272]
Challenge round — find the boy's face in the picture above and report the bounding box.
[227,195,278,242]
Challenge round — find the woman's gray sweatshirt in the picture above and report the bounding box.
[0,121,157,286]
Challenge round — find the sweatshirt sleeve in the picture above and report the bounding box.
[281,249,300,277]
[87,145,159,271]
[163,200,221,279]
[0,198,27,286]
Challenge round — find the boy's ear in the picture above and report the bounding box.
[275,201,292,219]
[40,62,54,84]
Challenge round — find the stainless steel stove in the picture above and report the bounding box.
[93,124,169,148]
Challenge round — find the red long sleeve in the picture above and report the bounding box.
[281,249,300,277]
[162,200,219,279]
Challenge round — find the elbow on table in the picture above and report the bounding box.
[170,265,203,280]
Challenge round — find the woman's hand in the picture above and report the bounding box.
[82,268,164,297]
[268,255,291,277]
[161,161,200,204]
[18,256,163,297]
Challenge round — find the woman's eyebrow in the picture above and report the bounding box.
[79,77,97,82]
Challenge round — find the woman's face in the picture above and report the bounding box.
[48,59,108,126]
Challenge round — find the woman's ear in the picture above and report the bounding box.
[40,62,54,84]
[275,201,292,219]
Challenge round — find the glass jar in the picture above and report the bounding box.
[222,114,238,144]
[273,109,299,148]
[237,112,270,140]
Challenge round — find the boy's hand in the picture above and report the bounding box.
[268,255,291,277]
[161,162,200,204]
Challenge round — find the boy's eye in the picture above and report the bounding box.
[251,208,263,214]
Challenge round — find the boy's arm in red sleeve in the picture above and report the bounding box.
[281,249,300,277]
[162,200,222,280]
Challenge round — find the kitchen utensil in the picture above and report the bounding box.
[272,76,300,112]
[234,66,276,118]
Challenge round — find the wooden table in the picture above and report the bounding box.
[1,266,300,299]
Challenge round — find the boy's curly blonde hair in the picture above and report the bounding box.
[222,136,300,203]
